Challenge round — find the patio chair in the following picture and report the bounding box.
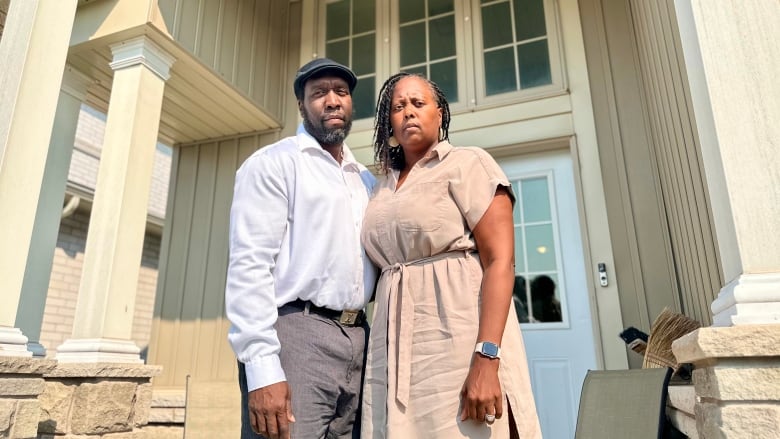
[574,367,673,439]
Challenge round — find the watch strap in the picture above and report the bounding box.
[474,341,502,359]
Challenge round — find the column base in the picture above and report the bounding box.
[0,326,33,357]
[56,338,143,363]
[711,273,780,326]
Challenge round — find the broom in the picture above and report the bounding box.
[642,307,701,372]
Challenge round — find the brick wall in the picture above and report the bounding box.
[39,209,161,359]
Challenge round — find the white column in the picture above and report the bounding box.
[674,0,780,326]
[56,36,175,363]
[16,66,92,357]
[0,0,78,356]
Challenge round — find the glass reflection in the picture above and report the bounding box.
[530,274,562,322]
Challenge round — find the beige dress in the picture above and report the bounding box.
[361,142,542,438]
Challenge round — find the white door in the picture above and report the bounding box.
[499,150,598,439]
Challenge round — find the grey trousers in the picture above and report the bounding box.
[239,302,369,439]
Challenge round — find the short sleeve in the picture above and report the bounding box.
[449,147,515,230]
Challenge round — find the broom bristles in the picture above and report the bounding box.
[642,308,701,370]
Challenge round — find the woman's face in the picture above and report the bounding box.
[390,76,443,157]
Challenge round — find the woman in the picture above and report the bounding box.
[361,72,542,438]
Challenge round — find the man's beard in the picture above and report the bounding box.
[302,113,352,146]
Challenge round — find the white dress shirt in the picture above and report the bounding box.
[226,124,377,392]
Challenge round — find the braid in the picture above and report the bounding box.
[372,72,452,174]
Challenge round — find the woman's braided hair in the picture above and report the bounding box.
[372,72,451,174]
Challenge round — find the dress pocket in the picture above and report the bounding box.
[397,181,448,232]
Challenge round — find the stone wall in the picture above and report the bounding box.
[0,357,56,439]
[37,363,161,438]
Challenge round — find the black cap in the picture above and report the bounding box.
[293,58,357,99]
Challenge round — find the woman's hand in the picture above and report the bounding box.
[460,354,504,423]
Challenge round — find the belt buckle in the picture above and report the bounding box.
[339,310,360,325]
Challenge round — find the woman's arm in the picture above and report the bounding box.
[460,186,515,423]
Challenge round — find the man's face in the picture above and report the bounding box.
[299,75,354,147]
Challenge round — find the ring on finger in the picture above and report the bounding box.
[485,413,496,423]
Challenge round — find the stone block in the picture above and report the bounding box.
[45,363,161,379]
[0,399,14,434]
[0,378,44,397]
[694,361,780,401]
[103,430,146,439]
[70,381,138,435]
[0,358,56,375]
[673,325,780,364]
[11,399,41,438]
[132,383,153,427]
[38,380,76,434]
[142,425,184,439]
[697,402,780,439]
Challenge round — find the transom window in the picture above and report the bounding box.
[319,0,560,119]
[398,0,459,103]
[324,0,377,120]
[479,0,552,95]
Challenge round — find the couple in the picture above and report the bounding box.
[225,58,542,439]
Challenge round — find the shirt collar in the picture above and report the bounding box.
[296,123,360,170]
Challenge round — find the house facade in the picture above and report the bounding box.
[0,0,777,438]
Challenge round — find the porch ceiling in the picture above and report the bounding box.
[67,25,282,146]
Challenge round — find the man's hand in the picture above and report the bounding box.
[248,381,295,439]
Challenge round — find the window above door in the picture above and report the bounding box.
[317,0,565,120]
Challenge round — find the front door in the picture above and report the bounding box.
[499,150,598,438]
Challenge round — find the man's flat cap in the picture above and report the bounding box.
[293,58,357,99]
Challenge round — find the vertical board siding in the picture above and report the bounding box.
[149,131,281,386]
[629,0,721,325]
[156,0,290,120]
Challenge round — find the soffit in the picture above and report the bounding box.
[67,24,281,145]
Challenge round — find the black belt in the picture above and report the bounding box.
[287,299,365,326]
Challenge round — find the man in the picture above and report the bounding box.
[226,58,377,439]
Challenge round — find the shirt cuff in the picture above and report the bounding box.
[244,354,287,392]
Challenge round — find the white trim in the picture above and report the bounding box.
[109,36,176,81]
[712,273,780,326]
[0,326,33,357]
[56,338,143,364]
[60,65,92,101]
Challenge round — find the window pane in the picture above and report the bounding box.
[513,275,530,323]
[400,22,427,67]
[353,75,376,120]
[481,3,513,48]
[526,224,556,271]
[512,181,522,223]
[428,0,454,16]
[326,1,350,40]
[352,34,375,76]
[326,40,349,66]
[530,274,562,322]
[429,16,455,60]
[484,48,517,95]
[521,177,551,222]
[404,65,427,76]
[399,0,424,23]
[514,0,546,41]
[353,0,375,34]
[514,227,525,271]
[430,59,458,103]
[518,39,552,89]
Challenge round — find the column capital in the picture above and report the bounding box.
[109,36,176,81]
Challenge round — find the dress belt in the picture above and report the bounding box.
[381,249,473,409]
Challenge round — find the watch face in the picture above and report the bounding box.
[482,342,499,358]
